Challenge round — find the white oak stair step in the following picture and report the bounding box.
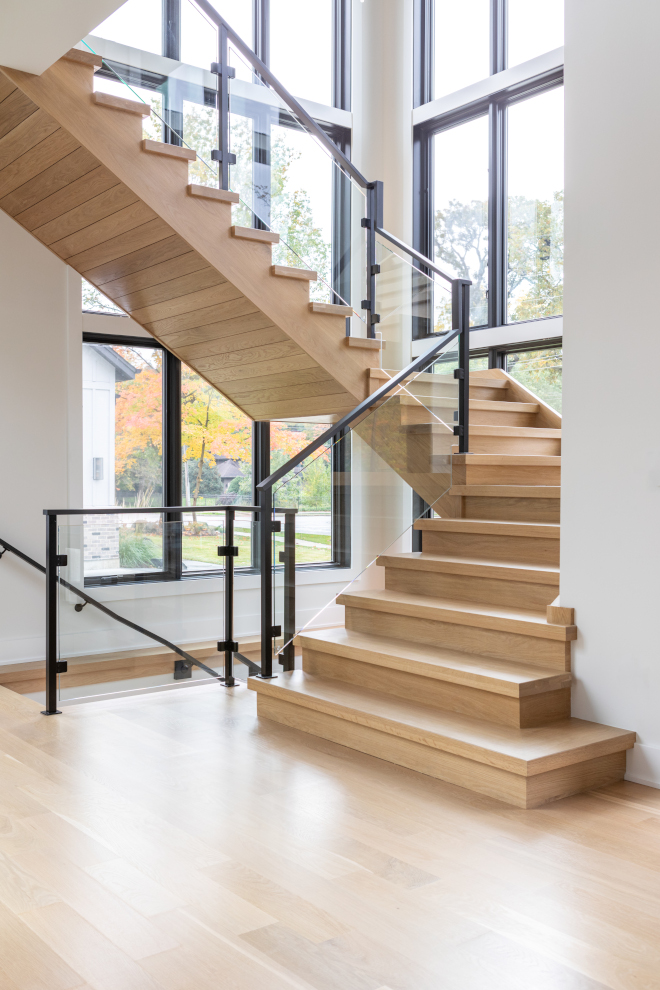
[414,518,560,567]
[300,627,571,728]
[230,224,280,243]
[451,453,561,487]
[377,551,559,610]
[339,588,574,670]
[142,139,196,161]
[187,183,238,204]
[309,301,353,316]
[406,422,562,455]
[92,91,151,116]
[450,485,560,498]
[270,265,317,280]
[249,671,635,809]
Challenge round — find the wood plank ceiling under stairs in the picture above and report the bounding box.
[250,369,636,808]
[0,50,375,421]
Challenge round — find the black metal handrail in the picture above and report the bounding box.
[0,535,228,694]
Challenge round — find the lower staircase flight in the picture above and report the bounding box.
[250,370,635,808]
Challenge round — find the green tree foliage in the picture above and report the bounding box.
[433,190,563,330]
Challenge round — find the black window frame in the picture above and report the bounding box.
[82,332,350,586]
[413,0,563,339]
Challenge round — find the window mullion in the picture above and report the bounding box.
[163,349,182,581]
[488,98,506,328]
[491,0,506,75]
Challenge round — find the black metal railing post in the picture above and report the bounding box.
[257,486,276,679]
[362,180,383,338]
[217,507,239,686]
[452,278,472,455]
[211,24,236,190]
[279,510,296,671]
[42,513,61,716]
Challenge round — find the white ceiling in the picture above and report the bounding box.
[0,0,127,74]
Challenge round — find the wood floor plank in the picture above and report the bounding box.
[0,899,85,990]
[0,76,17,105]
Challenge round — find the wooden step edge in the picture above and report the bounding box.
[142,138,196,160]
[405,423,562,438]
[375,553,560,585]
[547,602,575,625]
[298,631,571,697]
[250,672,635,776]
[338,591,577,641]
[413,518,560,537]
[188,183,238,203]
[93,91,151,116]
[450,485,561,498]
[452,454,561,465]
[63,48,103,70]
[399,396,538,412]
[231,225,279,244]
[345,337,382,350]
[270,265,317,280]
[310,301,353,316]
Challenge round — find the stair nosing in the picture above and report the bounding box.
[375,552,560,584]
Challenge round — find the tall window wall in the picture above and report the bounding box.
[415,0,564,334]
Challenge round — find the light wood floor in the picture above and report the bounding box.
[1,682,659,990]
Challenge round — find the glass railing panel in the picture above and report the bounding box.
[83,31,220,188]
[227,40,368,321]
[270,340,460,660]
[375,233,454,374]
[55,512,227,704]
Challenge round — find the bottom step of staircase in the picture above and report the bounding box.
[248,671,635,809]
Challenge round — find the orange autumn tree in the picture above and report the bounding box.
[113,349,317,506]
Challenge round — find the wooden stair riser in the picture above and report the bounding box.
[458,434,561,456]
[452,463,561,486]
[383,566,559,611]
[302,648,570,728]
[344,606,572,671]
[459,495,560,524]
[420,530,560,566]
[256,694,626,809]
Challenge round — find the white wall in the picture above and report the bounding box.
[562,0,660,787]
[0,213,82,663]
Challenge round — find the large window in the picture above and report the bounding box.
[415,0,563,334]
[82,334,348,583]
[433,115,489,329]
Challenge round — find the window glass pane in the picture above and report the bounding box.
[433,115,489,329]
[82,343,164,577]
[507,86,563,323]
[271,423,332,564]
[506,346,562,412]
[181,365,252,571]
[92,0,162,55]
[82,279,123,315]
[508,0,564,68]
[270,0,333,105]
[434,0,490,99]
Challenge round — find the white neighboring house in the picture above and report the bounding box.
[82,345,136,571]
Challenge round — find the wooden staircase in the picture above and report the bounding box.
[250,369,636,808]
[0,49,375,420]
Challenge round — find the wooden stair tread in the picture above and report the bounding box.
[399,395,538,413]
[414,518,560,537]
[450,485,561,498]
[452,454,561,465]
[270,265,317,280]
[405,423,562,438]
[376,551,560,582]
[249,671,634,775]
[379,370,509,388]
[299,628,569,697]
[338,588,576,640]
